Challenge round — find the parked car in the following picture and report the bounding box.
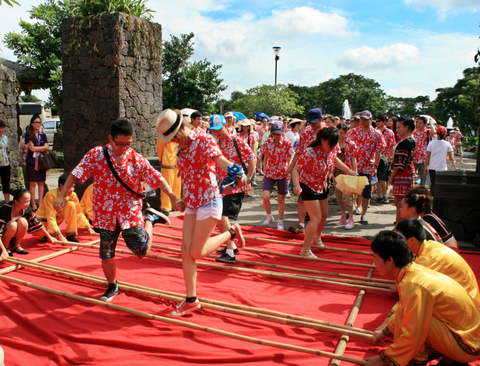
[42,118,61,147]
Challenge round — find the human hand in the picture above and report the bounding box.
[87,227,96,236]
[173,199,185,212]
[388,284,398,295]
[56,234,67,243]
[293,186,302,195]
[372,330,386,344]
[364,355,384,366]
[0,248,8,260]
[53,197,66,212]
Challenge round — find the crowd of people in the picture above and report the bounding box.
[0,106,476,365]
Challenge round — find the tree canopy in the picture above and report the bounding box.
[4,0,72,117]
[229,84,304,118]
[162,32,227,113]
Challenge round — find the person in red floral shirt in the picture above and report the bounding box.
[286,108,325,235]
[413,116,434,186]
[292,127,356,258]
[210,118,256,264]
[158,111,246,317]
[260,122,294,230]
[237,119,259,186]
[347,110,386,225]
[256,116,269,175]
[53,119,178,302]
[375,114,396,203]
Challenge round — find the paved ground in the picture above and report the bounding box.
[45,153,479,251]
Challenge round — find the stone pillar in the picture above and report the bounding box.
[61,13,162,181]
[0,65,21,192]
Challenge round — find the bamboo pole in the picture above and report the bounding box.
[153,231,376,269]
[53,239,387,292]
[155,224,373,256]
[6,257,374,340]
[0,272,367,365]
[330,265,375,366]
[152,242,394,285]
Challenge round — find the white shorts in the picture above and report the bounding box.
[185,197,222,221]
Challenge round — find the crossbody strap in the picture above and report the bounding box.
[102,146,145,198]
[232,138,248,173]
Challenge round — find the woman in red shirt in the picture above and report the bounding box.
[292,127,356,258]
[158,110,247,317]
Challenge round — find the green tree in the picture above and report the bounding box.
[20,94,42,102]
[230,84,304,118]
[4,0,70,117]
[433,67,480,137]
[162,32,227,113]
[70,0,154,19]
[315,73,387,117]
[287,84,320,118]
[0,0,19,6]
[386,95,433,117]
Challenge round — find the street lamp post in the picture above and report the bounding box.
[273,46,281,89]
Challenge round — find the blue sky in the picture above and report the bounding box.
[1,0,479,106]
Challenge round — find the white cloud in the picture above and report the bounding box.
[337,43,420,70]
[266,6,352,37]
[404,0,479,18]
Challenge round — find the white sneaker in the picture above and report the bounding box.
[261,216,274,227]
[313,235,325,250]
[286,192,291,198]
[277,222,284,230]
[300,249,317,258]
[345,218,355,230]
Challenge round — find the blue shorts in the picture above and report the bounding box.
[263,177,288,195]
[185,197,222,221]
[99,223,149,259]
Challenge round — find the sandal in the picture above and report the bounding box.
[11,246,29,255]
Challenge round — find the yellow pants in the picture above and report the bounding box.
[389,303,479,363]
[41,201,89,237]
[161,167,181,211]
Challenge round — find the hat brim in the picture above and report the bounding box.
[271,130,284,135]
[307,118,320,124]
[209,124,224,131]
[158,109,183,143]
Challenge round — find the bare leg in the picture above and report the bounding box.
[37,181,45,208]
[29,181,37,210]
[277,194,285,220]
[217,216,234,249]
[262,190,271,216]
[394,196,403,229]
[302,200,322,251]
[297,199,306,225]
[315,199,329,236]
[144,220,153,253]
[102,258,116,283]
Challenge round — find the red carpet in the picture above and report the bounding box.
[0,217,478,365]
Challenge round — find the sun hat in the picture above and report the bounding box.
[436,126,447,135]
[270,122,284,135]
[209,114,226,130]
[306,108,323,124]
[224,111,234,118]
[238,119,251,127]
[156,109,183,143]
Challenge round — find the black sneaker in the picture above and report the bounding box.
[100,281,119,302]
[216,253,236,263]
[216,247,239,255]
[145,207,171,226]
[66,236,80,243]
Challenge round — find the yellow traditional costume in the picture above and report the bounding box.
[381,262,480,366]
[156,138,181,212]
[80,183,94,222]
[36,188,90,238]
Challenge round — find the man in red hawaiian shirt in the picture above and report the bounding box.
[413,116,435,186]
[347,110,386,224]
[375,114,396,203]
[53,119,182,302]
[286,108,324,234]
[260,122,294,230]
[210,119,256,263]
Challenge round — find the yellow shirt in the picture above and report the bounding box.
[36,188,86,235]
[415,240,480,308]
[156,139,177,167]
[80,184,94,222]
[382,262,480,366]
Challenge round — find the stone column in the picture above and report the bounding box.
[0,64,21,192]
[62,13,162,187]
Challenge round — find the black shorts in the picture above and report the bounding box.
[358,173,372,199]
[222,192,245,221]
[300,182,329,201]
[377,157,390,182]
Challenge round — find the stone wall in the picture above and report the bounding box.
[0,64,21,191]
[62,13,162,178]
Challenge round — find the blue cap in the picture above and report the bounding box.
[209,114,226,130]
[306,108,323,124]
[233,112,247,121]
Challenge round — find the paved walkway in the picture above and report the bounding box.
[45,154,479,251]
